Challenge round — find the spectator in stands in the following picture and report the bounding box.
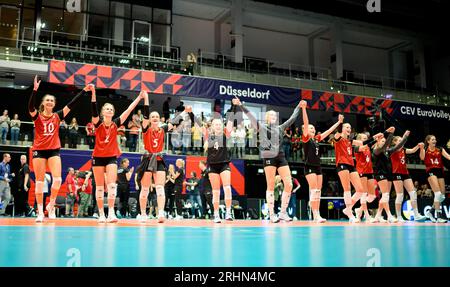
[65,168,77,217]
[85,121,96,149]
[77,171,92,217]
[181,117,192,155]
[165,164,176,219]
[230,127,238,158]
[10,114,21,145]
[236,124,246,158]
[117,124,126,148]
[199,160,213,219]
[288,177,301,219]
[160,117,166,127]
[59,119,68,148]
[16,155,31,217]
[136,109,144,123]
[185,171,202,218]
[0,153,13,216]
[192,123,202,153]
[292,127,301,161]
[274,175,283,214]
[422,184,433,199]
[175,101,185,113]
[0,110,10,144]
[128,114,141,152]
[163,97,172,120]
[283,127,292,161]
[186,52,197,75]
[247,124,256,155]
[117,158,134,218]
[68,117,79,148]
[173,159,185,219]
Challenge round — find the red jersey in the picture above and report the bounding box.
[424,147,444,172]
[32,111,62,150]
[335,137,354,166]
[355,148,373,174]
[143,126,166,160]
[86,122,96,136]
[65,174,76,194]
[77,177,92,195]
[390,149,409,175]
[92,119,121,158]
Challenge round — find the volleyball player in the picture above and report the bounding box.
[239,99,302,223]
[420,135,450,223]
[29,75,89,222]
[300,100,344,223]
[90,87,144,223]
[391,138,427,222]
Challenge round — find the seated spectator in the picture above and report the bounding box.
[117,124,126,148]
[65,168,77,217]
[77,171,92,217]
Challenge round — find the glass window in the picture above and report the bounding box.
[21,8,35,40]
[224,102,265,127]
[42,0,63,8]
[132,4,152,22]
[151,24,170,47]
[24,0,35,8]
[153,8,170,24]
[182,99,213,119]
[111,1,130,18]
[88,0,109,15]
[88,14,109,39]
[41,7,63,31]
[0,0,21,6]
[110,18,132,47]
[63,11,86,37]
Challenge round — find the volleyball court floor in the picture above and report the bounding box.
[1,218,449,267]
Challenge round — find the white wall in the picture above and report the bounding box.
[342,43,389,78]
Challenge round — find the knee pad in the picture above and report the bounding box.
[434,191,442,203]
[212,190,220,204]
[395,192,404,205]
[35,181,44,194]
[360,193,367,204]
[408,189,417,203]
[51,177,62,190]
[381,193,389,203]
[96,186,105,200]
[343,191,352,205]
[140,187,150,200]
[223,185,232,200]
[107,183,117,198]
[310,189,321,202]
[155,185,165,197]
[367,194,376,203]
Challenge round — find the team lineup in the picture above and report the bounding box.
[28,75,450,224]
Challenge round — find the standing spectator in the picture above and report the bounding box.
[16,155,31,217]
[117,158,134,218]
[10,114,21,145]
[59,119,68,148]
[292,127,301,161]
[175,101,185,113]
[230,127,238,158]
[85,121,96,149]
[77,171,92,217]
[65,168,77,217]
[163,97,172,120]
[0,154,13,216]
[173,159,185,219]
[185,171,203,218]
[117,124,126,148]
[247,124,256,155]
[68,117,79,148]
[128,115,140,152]
[236,124,246,158]
[0,110,10,144]
[283,127,292,161]
[165,164,176,219]
[274,175,283,214]
[192,123,202,153]
[414,180,420,191]
[199,160,213,218]
[136,109,144,123]
[181,118,192,155]
[287,177,301,219]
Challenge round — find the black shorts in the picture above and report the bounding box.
[263,155,289,168]
[304,165,322,176]
[92,156,117,167]
[32,149,60,159]
[375,174,392,182]
[392,173,411,181]
[427,168,445,179]
[336,164,356,173]
[143,160,166,172]
[208,163,231,174]
[359,173,374,180]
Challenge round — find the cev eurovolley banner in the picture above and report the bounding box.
[48,60,450,121]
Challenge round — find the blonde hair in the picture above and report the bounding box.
[265,110,277,124]
[39,94,56,114]
[101,103,115,117]
[176,159,185,168]
[356,133,367,141]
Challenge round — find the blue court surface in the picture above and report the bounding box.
[1,219,449,267]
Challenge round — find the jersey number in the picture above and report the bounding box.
[400,157,405,165]
[316,147,319,156]
[366,155,370,163]
[347,147,352,155]
[153,138,159,148]
[214,141,219,150]
[431,158,439,165]
[43,123,55,134]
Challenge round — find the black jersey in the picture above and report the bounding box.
[302,134,321,166]
[174,168,185,188]
[200,168,212,193]
[207,131,231,165]
[372,133,407,176]
[117,167,130,185]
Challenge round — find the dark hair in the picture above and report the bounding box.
[424,134,435,150]
[120,158,129,166]
[191,171,197,178]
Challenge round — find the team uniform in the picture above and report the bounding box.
[372,134,407,182]
[391,148,412,181]
[302,134,322,175]
[206,129,231,174]
[31,110,63,159]
[92,118,121,166]
[355,147,374,179]
[140,124,168,172]
[334,137,356,173]
[424,147,445,179]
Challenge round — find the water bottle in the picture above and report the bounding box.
[24,134,28,142]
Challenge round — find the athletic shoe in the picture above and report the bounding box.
[436,218,448,223]
[46,204,56,219]
[35,214,44,223]
[271,214,280,223]
[225,212,233,221]
[414,214,427,222]
[137,214,147,223]
[425,209,436,223]
[93,213,99,219]
[379,217,387,223]
[355,208,363,221]
[388,216,398,223]
[175,215,183,220]
[214,215,222,223]
[98,215,106,223]
[279,212,292,222]
[349,217,360,223]
[343,208,354,220]
[397,217,405,223]
[315,217,327,223]
[369,217,379,224]
[158,212,165,223]
[107,215,118,223]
